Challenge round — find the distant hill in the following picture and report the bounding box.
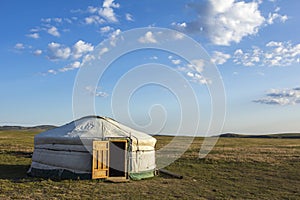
[0,125,56,131]
[219,133,300,139]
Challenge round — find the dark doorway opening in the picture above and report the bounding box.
[109,140,127,178]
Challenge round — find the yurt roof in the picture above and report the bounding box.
[34,116,156,150]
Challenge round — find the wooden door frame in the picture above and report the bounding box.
[92,139,128,180]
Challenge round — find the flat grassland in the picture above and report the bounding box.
[0,130,299,199]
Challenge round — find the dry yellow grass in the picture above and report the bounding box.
[0,131,299,199]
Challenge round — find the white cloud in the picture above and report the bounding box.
[99,0,119,23]
[266,41,282,47]
[103,0,120,8]
[72,40,94,59]
[254,87,300,105]
[189,73,211,84]
[41,18,51,23]
[99,26,113,33]
[47,26,60,37]
[33,49,42,56]
[47,42,71,60]
[211,51,231,65]
[84,1,120,24]
[71,17,78,21]
[173,32,184,40]
[208,0,265,45]
[14,43,25,50]
[47,69,57,75]
[84,15,105,25]
[187,72,194,77]
[177,59,211,85]
[109,29,121,46]
[85,86,109,98]
[172,59,181,65]
[59,61,81,72]
[46,61,82,75]
[267,9,288,24]
[27,33,39,39]
[30,28,40,32]
[172,22,187,28]
[233,46,262,66]
[125,13,134,21]
[174,0,287,46]
[98,47,109,57]
[254,97,290,105]
[234,41,300,67]
[53,18,62,23]
[64,18,73,24]
[81,54,95,66]
[138,31,157,44]
[179,0,265,45]
[47,40,94,61]
[190,59,205,73]
[210,0,234,13]
[167,55,181,65]
[95,91,109,97]
[42,17,72,24]
[150,56,158,60]
[70,9,82,14]
[87,6,98,14]
[234,49,243,55]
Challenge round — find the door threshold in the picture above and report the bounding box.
[106,177,129,183]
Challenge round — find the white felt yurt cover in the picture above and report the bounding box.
[28,116,156,180]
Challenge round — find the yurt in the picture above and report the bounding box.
[28,116,157,180]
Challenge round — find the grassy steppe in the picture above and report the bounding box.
[0,130,299,199]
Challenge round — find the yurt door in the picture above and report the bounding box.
[92,141,109,179]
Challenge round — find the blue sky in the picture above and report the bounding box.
[0,0,300,135]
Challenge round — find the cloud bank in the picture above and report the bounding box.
[254,87,300,105]
[234,41,300,67]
